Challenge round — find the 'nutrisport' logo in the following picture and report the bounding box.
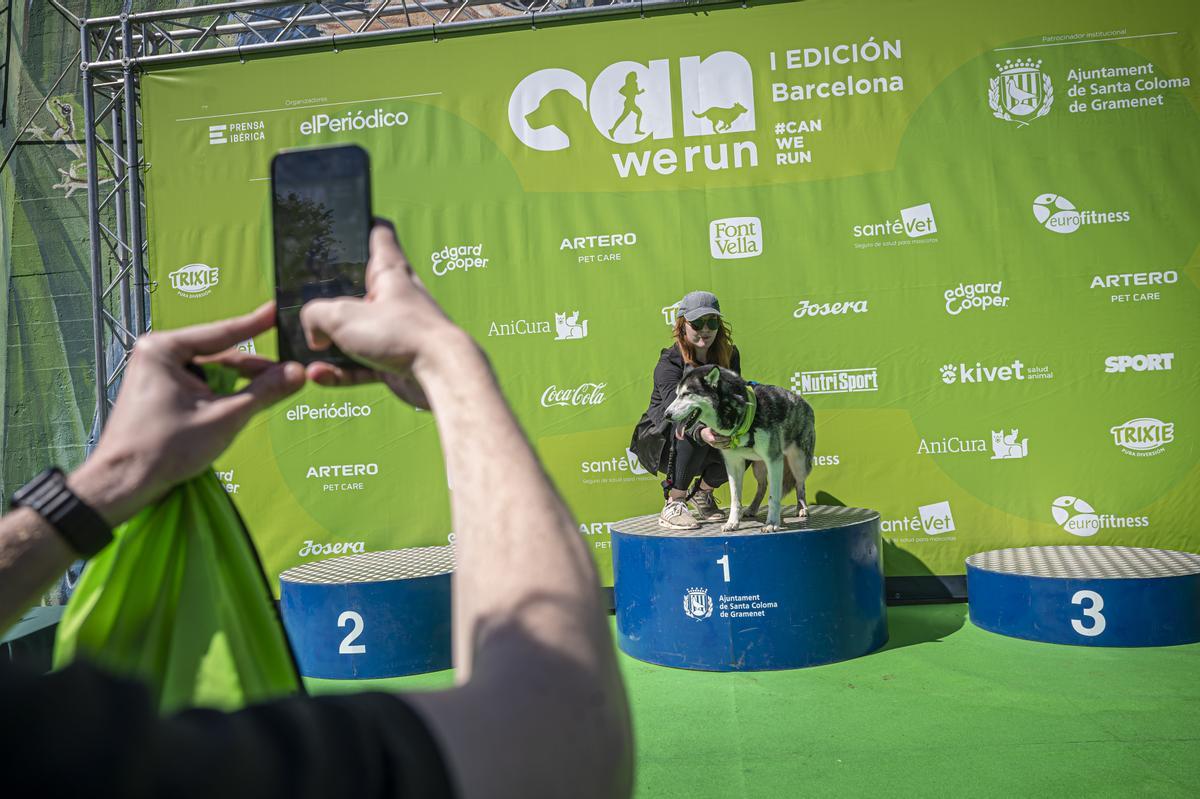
[508,52,757,178]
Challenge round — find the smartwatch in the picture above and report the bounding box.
[10,467,113,557]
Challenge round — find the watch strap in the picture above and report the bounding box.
[11,467,113,557]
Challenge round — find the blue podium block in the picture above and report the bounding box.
[966,546,1200,647]
[279,546,454,679]
[612,505,887,671]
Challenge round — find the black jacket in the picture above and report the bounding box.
[630,344,741,475]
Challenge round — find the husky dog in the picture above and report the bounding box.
[666,365,815,532]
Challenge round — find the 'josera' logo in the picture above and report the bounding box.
[508,52,756,152]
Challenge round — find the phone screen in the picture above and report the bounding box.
[271,144,371,366]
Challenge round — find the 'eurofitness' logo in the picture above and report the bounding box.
[1051,495,1149,537]
[1031,193,1130,234]
[989,58,1053,126]
[1110,417,1174,457]
[683,587,713,620]
[710,216,762,259]
[169,263,219,298]
[508,52,758,178]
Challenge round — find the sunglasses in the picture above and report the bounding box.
[687,316,720,331]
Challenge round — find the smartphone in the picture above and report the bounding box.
[271,144,372,366]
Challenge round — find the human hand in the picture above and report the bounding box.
[699,427,732,449]
[299,220,469,408]
[68,303,305,526]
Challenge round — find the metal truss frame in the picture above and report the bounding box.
[79,0,725,429]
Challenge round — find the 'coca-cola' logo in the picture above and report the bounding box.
[541,382,607,408]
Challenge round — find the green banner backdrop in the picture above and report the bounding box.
[141,0,1200,592]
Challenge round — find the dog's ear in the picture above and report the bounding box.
[704,366,721,387]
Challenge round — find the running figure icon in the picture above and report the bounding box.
[608,71,646,138]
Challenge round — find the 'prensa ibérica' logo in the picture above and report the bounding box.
[169,263,219,298]
[989,58,1053,126]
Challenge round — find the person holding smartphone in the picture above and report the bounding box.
[0,221,633,799]
[630,290,741,530]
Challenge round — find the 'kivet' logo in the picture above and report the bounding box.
[169,263,219,298]
[989,58,1053,126]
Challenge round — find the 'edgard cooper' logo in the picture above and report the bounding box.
[508,52,757,178]
[169,263,219,298]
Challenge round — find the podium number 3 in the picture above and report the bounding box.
[1070,590,1106,637]
[338,610,367,654]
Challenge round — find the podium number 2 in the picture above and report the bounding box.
[716,554,730,582]
[338,610,367,654]
[1070,590,1106,637]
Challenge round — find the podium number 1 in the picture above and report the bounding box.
[716,554,730,582]
[1070,590,1106,637]
[338,610,367,654]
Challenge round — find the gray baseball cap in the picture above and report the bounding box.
[677,290,721,321]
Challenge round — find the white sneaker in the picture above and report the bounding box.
[659,499,700,530]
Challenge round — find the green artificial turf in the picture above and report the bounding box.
[306,605,1200,797]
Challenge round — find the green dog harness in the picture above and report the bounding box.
[727,385,757,448]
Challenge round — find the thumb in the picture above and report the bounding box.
[206,361,305,428]
[300,297,357,351]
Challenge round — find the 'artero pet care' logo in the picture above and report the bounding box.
[169,263,219,298]
[508,52,757,178]
[989,58,1053,126]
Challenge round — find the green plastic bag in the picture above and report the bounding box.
[53,467,302,715]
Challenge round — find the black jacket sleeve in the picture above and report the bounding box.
[648,349,684,429]
[1,660,455,799]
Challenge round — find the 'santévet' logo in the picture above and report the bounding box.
[541,382,607,408]
[944,282,1009,315]
[169,263,219,298]
[508,52,758,178]
[1052,495,1148,537]
[791,368,878,395]
[299,108,408,136]
[1110,418,1174,457]
[710,217,762,259]
[1032,193,1130,234]
[1105,353,1173,373]
[431,244,488,277]
[286,402,373,422]
[881,501,955,535]
[580,448,653,479]
[794,299,868,318]
[852,202,937,246]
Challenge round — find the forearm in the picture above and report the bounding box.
[0,508,74,631]
[414,332,612,680]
